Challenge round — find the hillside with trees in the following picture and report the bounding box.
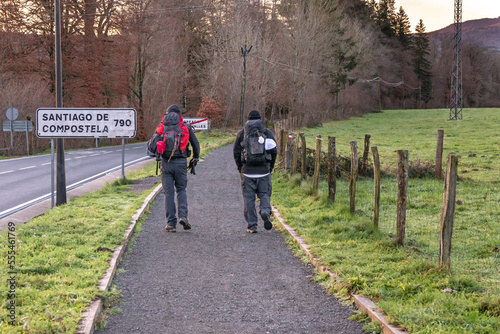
[430,17,500,51]
[1,0,499,154]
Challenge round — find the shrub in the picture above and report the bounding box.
[197,97,224,126]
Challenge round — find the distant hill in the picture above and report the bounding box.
[429,17,500,52]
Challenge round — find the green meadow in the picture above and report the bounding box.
[271,108,500,333]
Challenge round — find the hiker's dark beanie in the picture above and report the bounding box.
[167,104,182,114]
[248,109,261,120]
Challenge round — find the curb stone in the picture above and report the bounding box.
[271,206,407,334]
[76,183,163,334]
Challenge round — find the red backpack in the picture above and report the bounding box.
[156,113,190,161]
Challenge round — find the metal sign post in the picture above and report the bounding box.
[122,138,125,180]
[55,0,66,206]
[10,120,13,150]
[25,124,29,155]
[51,139,55,208]
[6,107,18,151]
[3,119,33,154]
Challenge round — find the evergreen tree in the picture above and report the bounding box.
[377,0,396,37]
[395,6,412,49]
[365,0,378,22]
[414,19,433,105]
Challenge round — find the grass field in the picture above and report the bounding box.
[0,130,235,333]
[271,108,500,333]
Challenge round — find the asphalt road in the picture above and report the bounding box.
[97,145,364,334]
[0,142,148,218]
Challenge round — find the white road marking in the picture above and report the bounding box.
[0,170,14,175]
[41,162,51,166]
[20,166,36,170]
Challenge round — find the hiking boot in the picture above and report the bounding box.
[247,225,257,233]
[262,212,273,230]
[165,225,176,232]
[179,217,191,230]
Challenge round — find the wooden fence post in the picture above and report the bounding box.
[291,136,298,175]
[360,134,371,174]
[280,128,286,166]
[274,122,281,146]
[349,141,358,214]
[328,136,336,202]
[285,133,292,171]
[299,133,306,179]
[274,122,281,159]
[435,129,444,179]
[313,135,322,191]
[371,146,381,230]
[439,153,459,270]
[396,150,409,246]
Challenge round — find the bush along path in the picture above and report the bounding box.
[96,145,365,333]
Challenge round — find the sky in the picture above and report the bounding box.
[395,0,500,32]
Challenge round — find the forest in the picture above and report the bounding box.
[1,0,499,153]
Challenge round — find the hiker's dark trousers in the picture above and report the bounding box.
[161,158,188,227]
[240,174,272,228]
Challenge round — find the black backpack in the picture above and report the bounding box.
[242,120,268,164]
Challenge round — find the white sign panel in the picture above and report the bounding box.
[36,108,136,138]
[184,118,209,131]
[3,120,33,132]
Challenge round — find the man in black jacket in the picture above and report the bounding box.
[233,110,277,233]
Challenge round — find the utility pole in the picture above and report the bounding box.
[55,0,67,205]
[240,41,252,127]
[450,0,463,120]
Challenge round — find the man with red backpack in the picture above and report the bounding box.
[148,104,200,232]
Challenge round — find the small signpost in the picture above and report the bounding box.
[36,108,137,207]
[3,107,33,155]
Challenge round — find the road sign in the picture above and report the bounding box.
[184,118,210,131]
[6,107,18,121]
[36,108,136,138]
[3,120,33,132]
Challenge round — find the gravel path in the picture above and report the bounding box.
[97,145,365,334]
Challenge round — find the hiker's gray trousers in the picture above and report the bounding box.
[161,158,188,227]
[240,174,272,228]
